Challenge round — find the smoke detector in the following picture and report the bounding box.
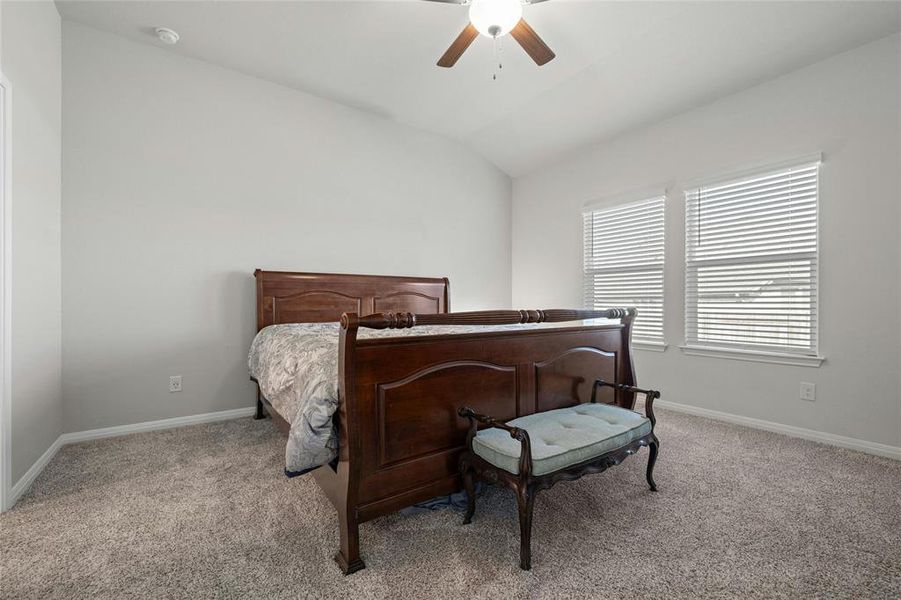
[155,27,180,45]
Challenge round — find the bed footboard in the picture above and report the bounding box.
[326,308,638,573]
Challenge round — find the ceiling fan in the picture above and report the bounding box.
[426,0,555,68]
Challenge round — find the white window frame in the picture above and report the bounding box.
[680,154,824,367]
[583,191,667,351]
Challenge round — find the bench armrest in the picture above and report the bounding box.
[591,379,660,427]
[458,407,533,477]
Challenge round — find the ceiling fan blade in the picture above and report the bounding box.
[510,18,555,66]
[437,23,479,68]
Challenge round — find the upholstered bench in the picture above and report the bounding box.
[458,380,660,570]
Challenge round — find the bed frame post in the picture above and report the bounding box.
[442,277,450,312]
[254,390,265,420]
[619,308,638,409]
[334,470,363,575]
[333,313,365,574]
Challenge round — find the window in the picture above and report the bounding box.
[684,159,820,361]
[583,195,665,345]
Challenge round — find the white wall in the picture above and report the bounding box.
[513,35,901,447]
[61,22,512,432]
[1,1,63,483]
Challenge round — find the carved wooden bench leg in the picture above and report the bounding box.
[517,486,535,571]
[335,509,365,575]
[460,453,476,524]
[646,437,659,492]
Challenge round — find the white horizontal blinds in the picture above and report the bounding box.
[685,161,819,355]
[583,196,665,343]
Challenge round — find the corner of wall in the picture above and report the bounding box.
[1,0,64,495]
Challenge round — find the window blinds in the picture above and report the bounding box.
[685,161,819,355]
[583,196,665,343]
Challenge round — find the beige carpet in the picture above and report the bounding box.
[1,409,899,599]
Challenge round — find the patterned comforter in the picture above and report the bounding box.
[248,321,566,474]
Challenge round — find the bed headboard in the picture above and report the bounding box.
[254,270,450,331]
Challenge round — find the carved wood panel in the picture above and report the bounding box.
[255,270,449,328]
[534,347,616,411]
[376,361,517,468]
[373,292,441,315]
[272,290,363,324]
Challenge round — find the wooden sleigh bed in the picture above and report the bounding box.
[253,270,642,574]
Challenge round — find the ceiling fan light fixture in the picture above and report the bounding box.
[469,0,523,38]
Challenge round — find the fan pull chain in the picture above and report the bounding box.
[492,35,504,81]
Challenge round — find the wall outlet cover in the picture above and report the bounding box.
[800,382,815,402]
[169,375,183,393]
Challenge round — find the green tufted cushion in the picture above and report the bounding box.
[471,403,652,476]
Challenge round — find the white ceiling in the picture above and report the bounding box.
[56,0,901,176]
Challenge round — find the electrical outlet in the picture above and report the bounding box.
[169,375,183,393]
[800,382,815,402]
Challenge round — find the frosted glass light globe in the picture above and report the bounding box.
[469,0,523,38]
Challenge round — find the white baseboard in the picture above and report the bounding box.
[8,401,898,510]
[5,406,255,510]
[7,436,64,510]
[60,407,255,444]
[654,399,901,461]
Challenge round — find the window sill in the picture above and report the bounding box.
[679,345,824,367]
[634,341,667,352]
